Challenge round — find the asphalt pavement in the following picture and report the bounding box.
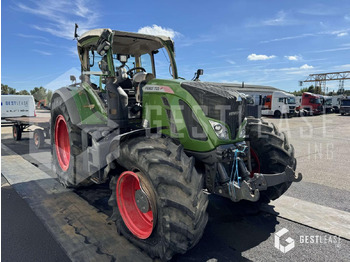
[1,175,71,262]
[1,113,350,261]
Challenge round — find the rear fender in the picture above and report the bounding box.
[51,87,81,126]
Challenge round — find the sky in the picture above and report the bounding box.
[1,0,350,93]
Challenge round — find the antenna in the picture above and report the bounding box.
[74,23,79,40]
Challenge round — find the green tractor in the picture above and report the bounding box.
[51,26,302,260]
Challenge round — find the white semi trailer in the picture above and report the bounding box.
[261,91,296,118]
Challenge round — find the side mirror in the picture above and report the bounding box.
[192,69,204,81]
[70,75,76,83]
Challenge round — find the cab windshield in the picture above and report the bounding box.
[325,99,332,106]
[341,100,350,106]
[287,97,296,104]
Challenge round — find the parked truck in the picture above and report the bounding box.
[340,97,350,115]
[320,95,333,113]
[50,27,302,260]
[332,95,344,113]
[296,92,323,116]
[261,91,296,118]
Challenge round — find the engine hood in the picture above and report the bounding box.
[181,81,243,101]
[180,81,246,140]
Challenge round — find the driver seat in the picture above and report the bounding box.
[116,67,132,89]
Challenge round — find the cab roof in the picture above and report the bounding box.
[78,29,174,56]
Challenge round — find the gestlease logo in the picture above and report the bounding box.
[275,228,295,253]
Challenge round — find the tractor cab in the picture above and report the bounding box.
[76,29,178,129]
[77,29,177,89]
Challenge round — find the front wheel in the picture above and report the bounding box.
[108,137,208,261]
[246,118,297,202]
[274,110,282,118]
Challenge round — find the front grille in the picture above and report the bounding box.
[181,82,245,139]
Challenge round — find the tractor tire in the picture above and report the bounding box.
[51,96,93,188]
[246,117,296,203]
[108,136,208,261]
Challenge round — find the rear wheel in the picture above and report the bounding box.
[51,96,92,188]
[108,137,208,261]
[13,125,22,141]
[33,129,45,149]
[246,118,296,202]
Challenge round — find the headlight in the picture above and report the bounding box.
[209,120,229,140]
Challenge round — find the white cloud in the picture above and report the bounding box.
[345,14,350,21]
[262,10,286,26]
[261,28,350,44]
[300,64,314,69]
[33,49,52,56]
[333,64,350,70]
[226,59,236,65]
[310,46,350,53]
[17,33,48,41]
[247,54,276,61]
[16,0,99,39]
[138,25,181,39]
[337,32,348,37]
[285,55,301,61]
[247,10,296,27]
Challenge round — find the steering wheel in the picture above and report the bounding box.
[126,67,146,77]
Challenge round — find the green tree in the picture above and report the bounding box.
[1,84,9,94]
[46,90,53,103]
[314,86,322,94]
[8,87,17,94]
[30,86,47,102]
[292,87,308,96]
[17,90,30,95]
[2,84,17,94]
[307,85,315,93]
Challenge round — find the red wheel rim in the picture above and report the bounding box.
[34,133,39,146]
[250,148,261,177]
[55,115,70,171]
[116,171,154,239]
[13,127,17,138]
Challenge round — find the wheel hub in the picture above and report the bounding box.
[135,189,150,213]
[116,171,157,239]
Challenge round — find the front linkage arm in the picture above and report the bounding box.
[228,165,302,202]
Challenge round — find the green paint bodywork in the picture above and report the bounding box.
[142,79,245,152]
[69,85,107,125]
[66,28,246,153]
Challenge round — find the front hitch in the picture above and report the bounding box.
[248,166,302,191]
[223,165,302,202]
